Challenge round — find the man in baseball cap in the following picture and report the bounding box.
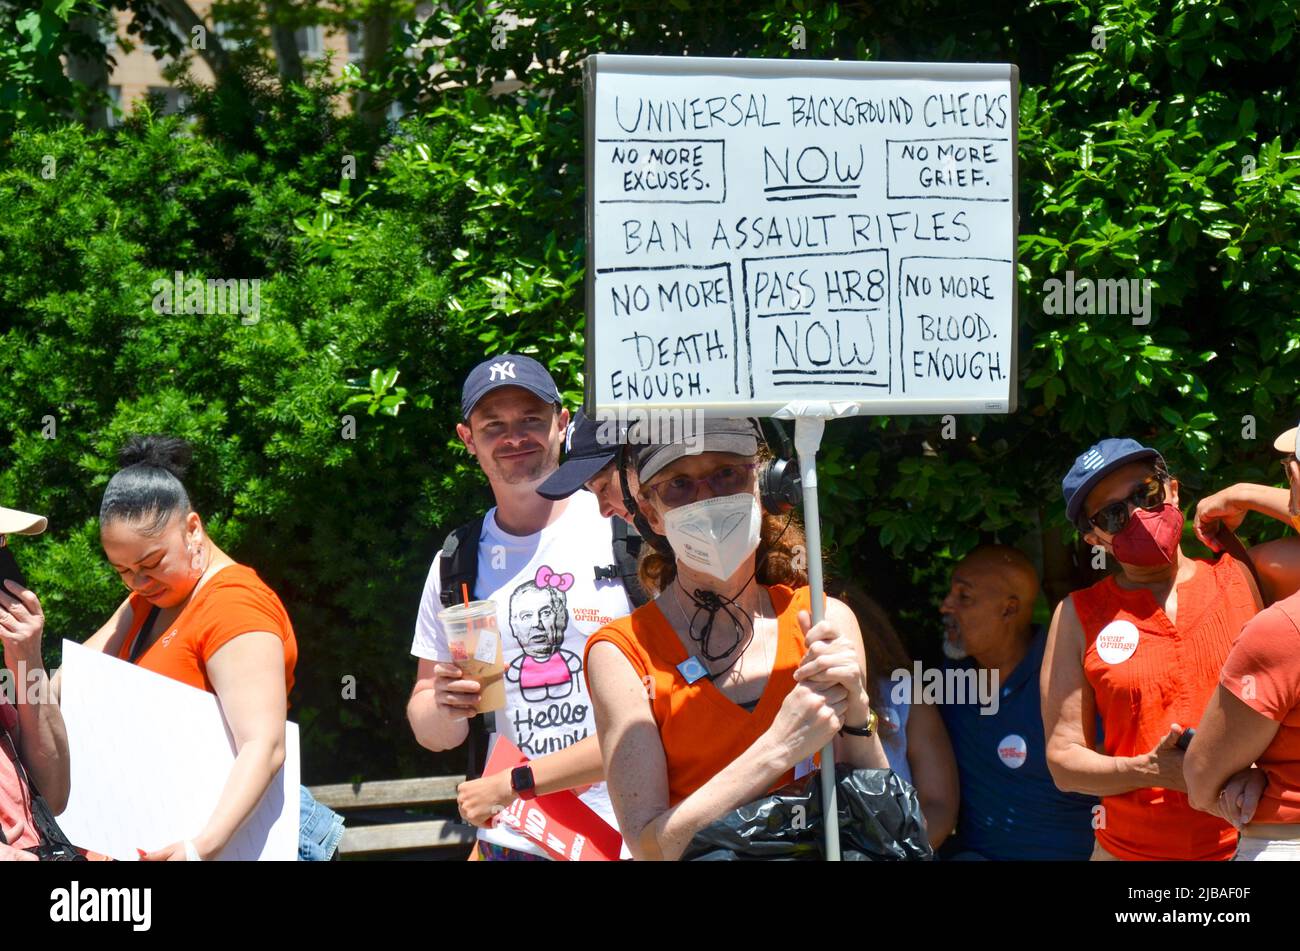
[536,410,640,523]
[459,353,562,421]
[408,355,637,860]
[0,504,73,860]
[1043,437,1263,861]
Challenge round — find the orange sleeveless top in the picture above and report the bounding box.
[1072,553,1258,861]
[584,584,814,807]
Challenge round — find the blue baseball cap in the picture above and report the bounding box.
[1062,438,1164,527]
[460,354,562,420]
[536,410,622,501]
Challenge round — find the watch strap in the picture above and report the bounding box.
[840,707,878,737]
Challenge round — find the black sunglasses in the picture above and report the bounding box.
[1084,473,1168,535]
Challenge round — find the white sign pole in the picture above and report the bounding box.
[791,414,840,860]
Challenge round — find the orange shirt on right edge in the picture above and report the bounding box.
[1220,590,1300,824]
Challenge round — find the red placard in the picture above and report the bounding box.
[482,737,623,861]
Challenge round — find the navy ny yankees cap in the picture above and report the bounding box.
[460,353,562,420]
[536,410,621,501]
[1062,438,1164,527]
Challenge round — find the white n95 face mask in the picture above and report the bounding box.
[663,492,762,582]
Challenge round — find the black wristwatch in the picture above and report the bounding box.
[840,708,878,737]
[510,764,537,801]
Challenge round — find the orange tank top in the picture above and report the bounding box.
[1072,553,1258,861]
[584,584,814,807]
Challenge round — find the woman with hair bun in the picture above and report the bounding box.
[55,435,342,861]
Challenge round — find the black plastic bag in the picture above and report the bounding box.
[683,765,933,861]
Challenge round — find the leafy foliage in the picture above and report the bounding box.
[0,0,1297,779]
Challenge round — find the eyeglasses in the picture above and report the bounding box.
[1085,473,1168,535]
[642,463,758,508]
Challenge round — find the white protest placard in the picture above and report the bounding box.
[56,639,299,861]
[583,55,1019,418]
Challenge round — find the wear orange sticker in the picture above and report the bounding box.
[1096,619,1140,665]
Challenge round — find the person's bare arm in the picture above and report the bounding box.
[406,657,472,753]
[142,631,287,861]
[455,735,606,827]
[904,700,959,849]
[0,842,36,861]
[1185,686,1278,820]
[1248,539,1300,604]
[49,594,135,705]
[588,640,842,861]
[1195,483,1300,602]
[1196,484,1291,541]
[1041,597,1184,796]
[0,581,70,813]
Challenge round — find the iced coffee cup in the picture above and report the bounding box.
[438,600,507,712]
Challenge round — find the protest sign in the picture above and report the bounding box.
[57,640,299,861]
[584,54,1019,420]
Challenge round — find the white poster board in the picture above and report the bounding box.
[584,55,1019,418]
[57,640,299,861]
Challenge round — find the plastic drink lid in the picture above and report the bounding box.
[437,600,498,625]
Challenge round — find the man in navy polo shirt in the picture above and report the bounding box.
[938,545,1098,860]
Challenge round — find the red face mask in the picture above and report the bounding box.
[1109,502,1183,567]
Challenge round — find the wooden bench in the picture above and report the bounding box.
[309,775,477,859]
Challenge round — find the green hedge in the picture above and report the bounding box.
[1,0,1298,781]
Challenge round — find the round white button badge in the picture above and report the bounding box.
[1096,619,1141,665]
[997,734,1027,769]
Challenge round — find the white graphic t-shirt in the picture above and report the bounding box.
[412,491,632,856]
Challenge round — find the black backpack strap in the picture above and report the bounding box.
[128,605,162,664]
[435,515,493,779]
[438,516,484,609]
[610,517,650,609]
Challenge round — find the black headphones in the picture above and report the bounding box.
[616,418,802,554]
[755,418,802,516]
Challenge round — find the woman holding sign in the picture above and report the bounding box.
[584,418,888,861]
[53,436,341,861]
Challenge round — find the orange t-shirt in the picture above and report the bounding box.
[584,584,815,807]
[1221,591,1300,824]
[117,563,297,698]
[1072,553,1258,861]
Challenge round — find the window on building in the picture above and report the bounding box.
[146,85,189,115]
[346,21,364,62]
[107,85,121,127]
[295,25,323,57]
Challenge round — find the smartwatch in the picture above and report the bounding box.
[840,707,878,738]
[510,764,537,801]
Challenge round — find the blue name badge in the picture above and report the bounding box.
[676,656,709,685]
